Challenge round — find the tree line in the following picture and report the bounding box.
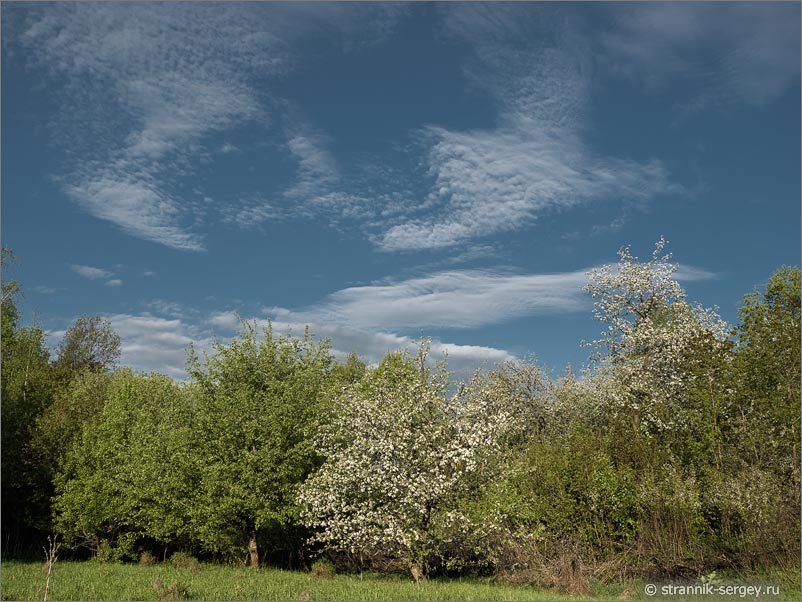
[2,242,799,589]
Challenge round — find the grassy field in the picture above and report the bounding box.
[1,560,626,601]
[2,560,798,601]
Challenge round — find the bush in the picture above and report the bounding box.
[484,427,638,563]
[635,465,704,575]
[310,558,336,578]
[94,539,113,563]
[169,551,201,573]
[701,465,800,570]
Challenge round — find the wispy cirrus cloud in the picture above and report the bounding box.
[270,267,592,331]
[597,3,800,112]
[45,306,510,382]
[284,128,340,203]
[11,3,406,250]
[70,263,122,287]
[55,257,717,381]
[207,310,515,378]
[15,3,271,251]
[64,169,208,252]
[32,285,60,295]
[70,264,112,280]
[375,4,679,252]
[379,127,675,251]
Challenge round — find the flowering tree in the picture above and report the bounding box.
[583,237,730,437]
[298,344,527,579]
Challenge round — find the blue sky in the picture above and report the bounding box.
[3,2,799,380]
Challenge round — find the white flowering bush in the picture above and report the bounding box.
[583,237,731,436]
[297,344,531,578]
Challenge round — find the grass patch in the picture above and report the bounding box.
[2,560,798,601]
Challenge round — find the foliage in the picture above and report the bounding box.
[298,345,539,577]
[5,245,800,585]
[31,368,114,476]
[53,369,195,558]
[186,322,332,566]
[731,266,800,469]
[1,254,56,553]
[55,315,121,375]
[2,246,20,348]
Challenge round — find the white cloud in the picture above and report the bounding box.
[32,285,59,295]
[379,126,675,251]
[56,257,716,381]
[66,170,205,252]
[209,311,515,379]
[106,313,215,380]
[59,306,515,382]
[675,265,719,282]
[70,264,112,280]
[598,3,800,110]
[284,130,340,202]
[105,279,122,287]
[276,267,592,331]
[277,126,374,226]
[13,3,406,250]
[374,4,679,252]
[221,194,279,230]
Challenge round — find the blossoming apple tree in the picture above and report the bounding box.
[583,237,731,439]
[297,344,539,579]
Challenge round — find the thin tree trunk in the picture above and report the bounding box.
[248,532,259,569]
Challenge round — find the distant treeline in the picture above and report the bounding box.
[2,242,799,590]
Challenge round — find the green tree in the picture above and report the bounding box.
[30,369,114,481]
[2,247,20,350]
[1,252,55,553]
[55,315,121,376]
[187,322,332,567]
[731,266,800,468]
[53,369,195,558]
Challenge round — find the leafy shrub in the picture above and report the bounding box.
[170,551,201,573]
[701,465,800,569]
[635,465,704,574]
[310,558,335,578]
[94,539,113,563]
[484,427,638,562]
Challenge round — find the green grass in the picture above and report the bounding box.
[1,560,611,601]
[2,561,798,601]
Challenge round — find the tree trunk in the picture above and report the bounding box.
[248,532,259,569]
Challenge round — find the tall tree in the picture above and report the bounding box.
[731,266,800,469]
[2,247,20,351]
[1,250,55,554]
[55,315,121,375]
[187,322,332,567]
[53,370,196,558]
[583,237,731,440]
[298,345,525,579]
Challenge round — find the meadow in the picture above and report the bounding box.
[3,560,800,601]
[3,560,617,601]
